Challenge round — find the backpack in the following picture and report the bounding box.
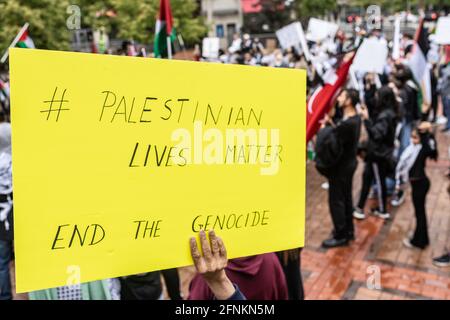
[315,126,343,178]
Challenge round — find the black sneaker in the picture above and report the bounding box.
[432,253,450,267]
[321,237,350,249]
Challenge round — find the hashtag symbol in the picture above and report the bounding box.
[41,87,70,121]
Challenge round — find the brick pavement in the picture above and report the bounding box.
[301,129,450,300]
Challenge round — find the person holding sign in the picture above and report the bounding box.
[0,110,12,300]
[188,230,287,300]
[189,230,245,300]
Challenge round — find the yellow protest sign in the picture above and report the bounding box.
[10,48,306,293]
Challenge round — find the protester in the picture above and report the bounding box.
[432,183,450,267]
[29,279,121,300]
[276,248,304,300]
[395,64,421,156]
[437,62,450,132]
[316,89,361,248]
[0,110,12,300]
[188,230,246,300]
[402,122,438,250]
[353,86,398,220]
[119,272,163,300]
[188,230,287,300]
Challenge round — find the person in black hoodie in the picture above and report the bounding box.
[402,122,438,250]
[353,86,398,220]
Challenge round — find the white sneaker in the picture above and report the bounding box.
[391,190,405,207]
[402,238,414,249]
[373,209,391,220]
[321,182,329,190]
[353,208,366,220]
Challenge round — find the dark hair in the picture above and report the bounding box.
[343,88,360,107]
[376,86,399,117]
[395,65,413,84]
[411,125,438,161]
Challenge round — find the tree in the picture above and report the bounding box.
[76,0,207,45]
[0,0,72,53]
[294,0,337,22]
[0,0,207,54]
[349,0,448,14]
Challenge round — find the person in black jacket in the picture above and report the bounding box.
[354,86,398,220]
[320,88,361,248]
[403,122,438,250]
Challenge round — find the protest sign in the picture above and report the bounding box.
[392,16,401,60]
[306,18,338,43]
[202,37,220,59]
[352,37,388,74]
[276,22,311,60]
[434,17,450,45]
[10,48,306,293]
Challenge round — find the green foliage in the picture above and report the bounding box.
[294,0,337,19]
[0,0,72,52]
[0,0,207,53]
[348,0,447,14]
[71,0,207,45]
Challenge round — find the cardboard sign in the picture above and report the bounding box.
[352,37,388,74]
[434,17,450,45]
[202,37,220,59]
[10,48,306,293]
[276,22,311,60]
[306,18,338,43]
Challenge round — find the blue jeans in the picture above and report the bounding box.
[443,96,450,130]
[0,239,12,300]
[398,119,412,157]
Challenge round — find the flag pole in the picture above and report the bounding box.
[177,34,188,60]
[166,36,173,59]
[1,22,29,64]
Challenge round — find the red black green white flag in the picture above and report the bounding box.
[16,29,35,49]
[154,0,176,58]
[408,18,431,106]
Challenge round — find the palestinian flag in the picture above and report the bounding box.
[16,29,35,49]
[154,0,176,58]
[408,18,431,106]
[306,52,356,142]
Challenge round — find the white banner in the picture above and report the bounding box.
[275,22,311,60]
[202,37,220,59]
[434,17,450,45]
[352,37,388,74]
[306,18,338,43]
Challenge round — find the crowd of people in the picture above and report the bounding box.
[1,18,450,300]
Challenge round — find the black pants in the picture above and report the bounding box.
[276,248,304,300]
[161,268,182,300]
[328,164,356,239]
[357,161,388,213]
[410,178,430,248]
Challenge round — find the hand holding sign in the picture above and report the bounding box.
[190,230,235,300]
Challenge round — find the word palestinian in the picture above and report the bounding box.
[98,91,263,127]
